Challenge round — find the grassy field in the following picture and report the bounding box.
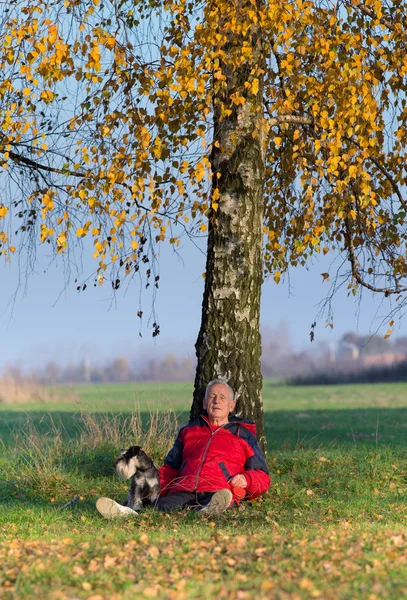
[2,380,407,599]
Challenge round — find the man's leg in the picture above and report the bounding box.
[156,490,233,514]
[154,492,199,512]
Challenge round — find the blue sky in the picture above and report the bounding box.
[0,236,403,370]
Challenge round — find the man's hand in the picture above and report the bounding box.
[230,474,247,488]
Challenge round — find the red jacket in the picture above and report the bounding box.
[159,415,270,500]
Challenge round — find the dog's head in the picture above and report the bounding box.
[115,446,152,480]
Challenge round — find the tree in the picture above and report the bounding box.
[1,0,407,447]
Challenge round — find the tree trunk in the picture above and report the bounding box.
[190,12,266,450]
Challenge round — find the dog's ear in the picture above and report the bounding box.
[120,449,127,456]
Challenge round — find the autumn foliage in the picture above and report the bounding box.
[0,0,405,301]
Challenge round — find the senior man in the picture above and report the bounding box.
[97,379,270,518]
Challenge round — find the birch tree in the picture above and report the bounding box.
[0,0,406,445]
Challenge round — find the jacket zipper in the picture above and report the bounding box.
[195,419,228,491]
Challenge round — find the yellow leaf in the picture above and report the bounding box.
[0,206,8,219]
[274,271,281,283]
[251,78,259,95]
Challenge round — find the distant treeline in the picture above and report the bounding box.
[23,354,196,385]
[2,326,407,385]
[291,359,407,386]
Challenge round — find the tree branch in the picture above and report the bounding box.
[264,102,313,127]
[3,145,205,253]
[7,149,88,178]
[268,114,313,127]
[344,216,407,295]
[348,0,395,31]
[345,137,407,212]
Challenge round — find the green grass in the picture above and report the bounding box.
[2,380,407,598]
[2,380,407,449]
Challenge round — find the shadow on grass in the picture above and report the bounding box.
[2,406,407,530]
[265,407,407,451]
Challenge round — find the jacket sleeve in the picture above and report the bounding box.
[158,428,184,497]
[242,436,270,499]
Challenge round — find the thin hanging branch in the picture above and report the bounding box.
[343,216,407,295]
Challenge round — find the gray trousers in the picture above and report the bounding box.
[154,491,215,512]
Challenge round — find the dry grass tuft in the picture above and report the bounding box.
[76,407,179,458]
[4,408,179,499]
[0,377,78,405]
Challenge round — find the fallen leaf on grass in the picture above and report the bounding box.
[143,586,160,597]
[260,580,275,591]
[73,565,85,576]
[175,578,187,590]
[88,559,100,572]
[235,535,247,548]
[82,582,92,591]
[391,534,405,547]
[147,546,160,559]
[300,578,314,590]
[103,554,117,569]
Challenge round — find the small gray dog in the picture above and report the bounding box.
[115,445,160,510]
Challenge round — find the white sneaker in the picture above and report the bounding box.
[96,497,138,520]
[200,489,233,515]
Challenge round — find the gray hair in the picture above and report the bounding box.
[205,379,235,402]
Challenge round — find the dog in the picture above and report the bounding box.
[115,446,160,510]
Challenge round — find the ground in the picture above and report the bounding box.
[2,380,407,599]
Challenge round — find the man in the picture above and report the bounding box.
[97,379,270,518]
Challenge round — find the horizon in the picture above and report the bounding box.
[0,235,404,371]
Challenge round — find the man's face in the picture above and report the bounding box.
[203,383,236,423]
